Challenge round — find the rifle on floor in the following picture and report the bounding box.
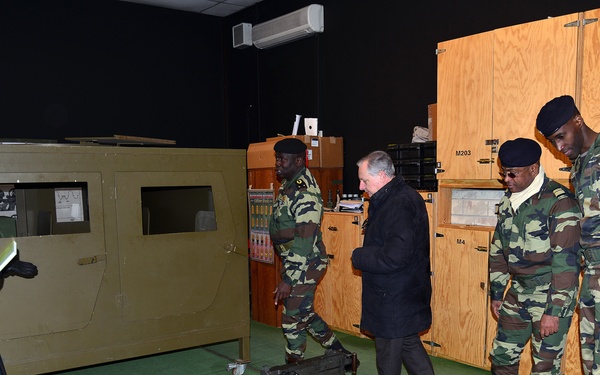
[260,349,357,375]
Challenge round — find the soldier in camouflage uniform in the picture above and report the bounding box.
[489,138,581,375]
[537,95,600,374]
[268,138,354,365]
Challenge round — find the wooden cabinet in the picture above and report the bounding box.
[434,8,600,372]
[432,226,491,367]
[581,8,600,127]
[492,12,577,180]
[420,192,436,350]
[315,212,365,337]
[436,12,594,182]
[436,31,494,180]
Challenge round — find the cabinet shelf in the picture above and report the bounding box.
[436,223,494,232]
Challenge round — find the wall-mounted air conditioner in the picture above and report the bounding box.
[252,4,324,49]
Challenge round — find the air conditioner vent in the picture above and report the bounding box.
[252,4,324,49]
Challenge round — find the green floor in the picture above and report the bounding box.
[52,320,489,375]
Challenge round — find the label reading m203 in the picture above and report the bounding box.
[455,150,471,156]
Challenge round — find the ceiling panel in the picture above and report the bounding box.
[119,0,263,16]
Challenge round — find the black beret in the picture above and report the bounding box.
[273,138,307,154]
[536,95,576,137]
[498,138,541,167]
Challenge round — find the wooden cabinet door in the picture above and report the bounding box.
[316,212,364,336]
[581,8,600,131]
[437,31,494,180]
[419,192,436,350]
[493,12,578,180]
[432,227,491,367]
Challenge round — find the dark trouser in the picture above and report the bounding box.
[375,333,435,375]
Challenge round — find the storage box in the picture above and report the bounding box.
[393,159,437,176]
[247,135,343,169]
[403,174,438,191]
[387,142,436,160]
[247,140,279,169]
[428,103,437,141]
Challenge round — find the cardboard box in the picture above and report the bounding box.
[247,140,279,169]
[247,136,343,169]
[428,103,437,141]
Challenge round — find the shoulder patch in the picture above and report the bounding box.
[552,187,567,199]
[295,179,307,190]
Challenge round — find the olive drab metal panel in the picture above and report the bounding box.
[0,144,249,375]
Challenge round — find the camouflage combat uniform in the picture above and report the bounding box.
[268,166,338,360]
[489,176,581,374]
[572,134,600,374]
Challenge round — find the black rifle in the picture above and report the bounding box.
[260,349,357,375]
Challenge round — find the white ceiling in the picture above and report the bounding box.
[119,0,263,17]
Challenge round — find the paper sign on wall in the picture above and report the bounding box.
[55,188,84,223]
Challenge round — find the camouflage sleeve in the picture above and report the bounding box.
[489,215,510,301]
[545,195,582,317]
[281,189,322,286]
[577,147,600,249]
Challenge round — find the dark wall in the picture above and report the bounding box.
[0,0,224,148]
[0,1,598,190]
[225,0,600,192]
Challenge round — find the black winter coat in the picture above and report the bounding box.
[351,176,432,339]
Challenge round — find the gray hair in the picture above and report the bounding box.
[357,150,395,178]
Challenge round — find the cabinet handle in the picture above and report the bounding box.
[328,226,338,231]
[480,282,485,290]
[327,254,335,259]
[475,246,488,252]
[477,158,495,164]
[422,340,441,348]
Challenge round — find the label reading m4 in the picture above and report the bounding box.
[455,150,471,156]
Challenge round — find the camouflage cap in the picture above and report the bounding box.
[274,138,307,154]
[536,95,576,137]
[498,138,541,167]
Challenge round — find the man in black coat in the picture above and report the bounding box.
[352,150,434,375]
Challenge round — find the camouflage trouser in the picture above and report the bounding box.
[490,287,572,375]
[282,257,337,359]
[580,263,600,374]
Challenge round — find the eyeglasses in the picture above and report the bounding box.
[499,168,525,179]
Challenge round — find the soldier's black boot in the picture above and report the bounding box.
[329,340,360,372]
[285,353,303,364]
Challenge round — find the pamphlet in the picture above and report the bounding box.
[0,238,17,271]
